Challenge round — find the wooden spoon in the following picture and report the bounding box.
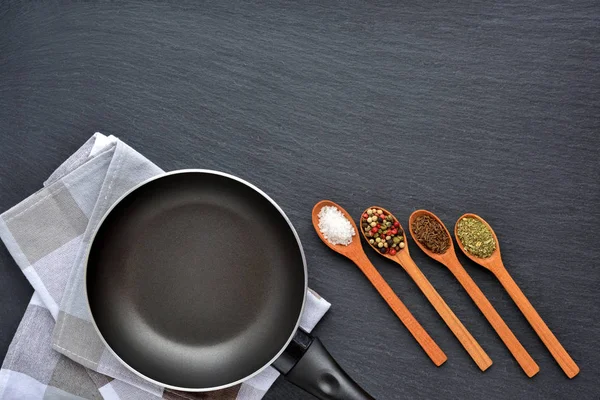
[454,213,580,379]
[360,206,492,372]
[312,200,447,366]
[409,210,539,377]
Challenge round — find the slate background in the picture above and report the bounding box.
[1,1,598,399]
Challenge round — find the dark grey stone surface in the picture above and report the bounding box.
[0,1,598,399]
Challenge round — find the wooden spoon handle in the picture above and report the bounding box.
[399,255,492,371]
[353,253,447,366]
[494,266,580,378]
[446,258,539,377]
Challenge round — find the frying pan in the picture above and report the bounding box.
[85,170,374,400]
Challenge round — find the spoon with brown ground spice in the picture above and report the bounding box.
[409,210,539,377]
[359,206,492,372]
[454,213,580,378]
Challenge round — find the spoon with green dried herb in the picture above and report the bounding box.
[454,213,580,379]
[456,217,496,258]
[409,210,539,377]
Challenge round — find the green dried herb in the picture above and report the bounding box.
[456,217,496,258]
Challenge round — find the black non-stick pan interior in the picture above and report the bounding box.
[86,171,306,389]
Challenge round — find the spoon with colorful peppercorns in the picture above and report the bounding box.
[361,208,406,255]
[359,207,492,372]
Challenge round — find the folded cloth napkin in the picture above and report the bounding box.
[0,133,331,400]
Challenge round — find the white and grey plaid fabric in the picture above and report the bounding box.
[0,133,331,400]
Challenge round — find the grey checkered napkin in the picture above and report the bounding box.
[0,133,331,399]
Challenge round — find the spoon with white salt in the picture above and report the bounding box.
[312,200,447,366]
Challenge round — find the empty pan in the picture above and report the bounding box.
[85,170,374,400]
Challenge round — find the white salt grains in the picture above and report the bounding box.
[318,206,355,246]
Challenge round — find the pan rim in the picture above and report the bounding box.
[84,169,308,392]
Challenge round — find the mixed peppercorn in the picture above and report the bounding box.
[360,208,405,255]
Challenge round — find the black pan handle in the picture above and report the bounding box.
[273,329,375,400]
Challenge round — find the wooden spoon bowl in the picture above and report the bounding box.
[454,213,579,378]
[408,209,456,264]
[311,200,364,260]
[453,213,502,273]
[358,206,408,258]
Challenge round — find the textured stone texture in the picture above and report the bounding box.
[1,1,598,398]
